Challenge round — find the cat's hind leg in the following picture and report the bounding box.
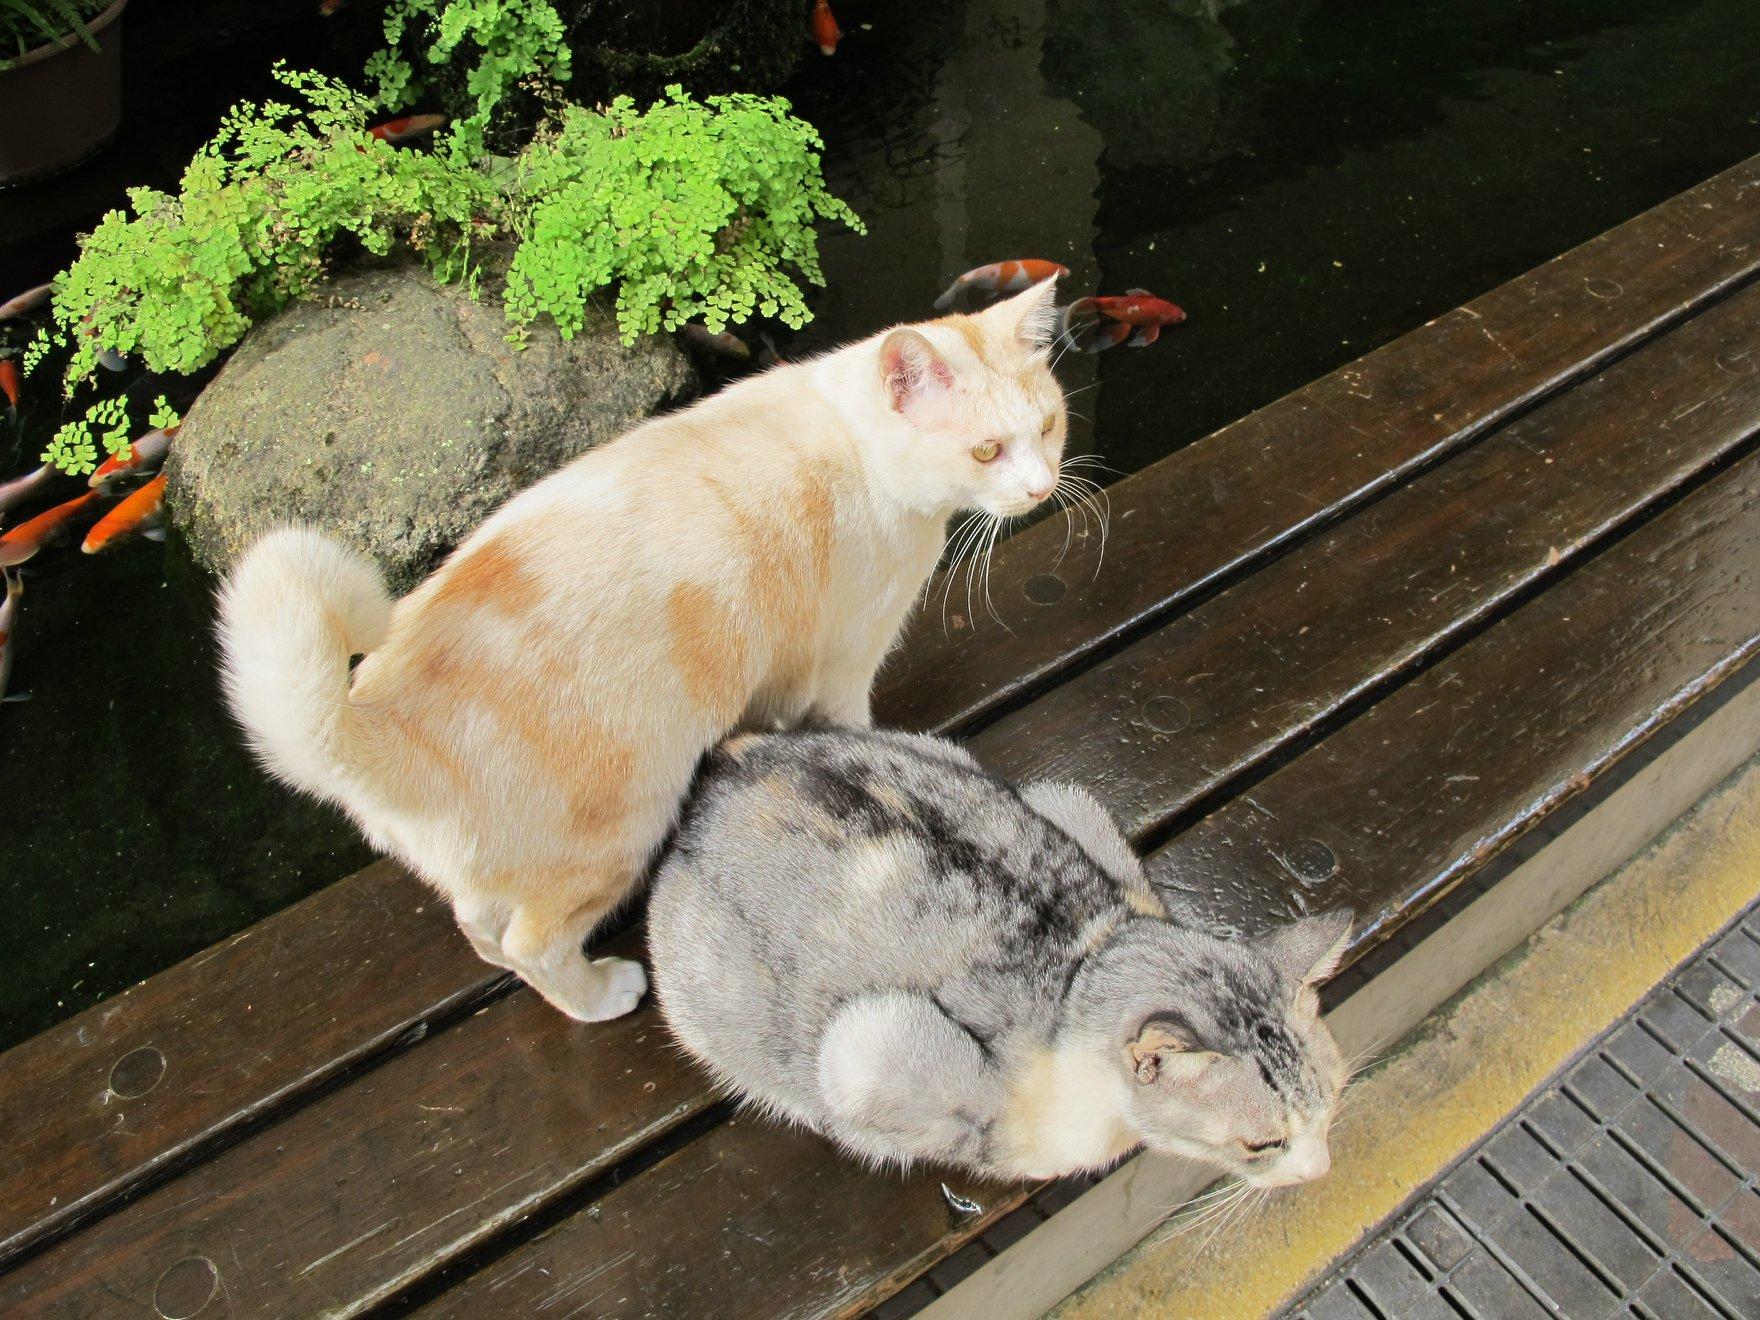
[816,991,999,1170]
[499,885,648,1023]
[454,898,515,972]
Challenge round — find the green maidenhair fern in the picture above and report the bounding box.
[40,395,178,478]
[367,0,571,160]
[42,66,498,388]
[33,67,861,476]
[503,87,864,346]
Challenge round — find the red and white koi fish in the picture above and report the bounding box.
[0,463,55,516]
[0,570,22,703]
[680,324,751,361]
[934,259,1069,311]
[0,357,19,421]
[83,473,168,553]
[808,0,841,55]
[368,114,448,145]
[1062,288,1187,350]
[0,283,52,321]
[89,425,176,496]
[0,491,99,567]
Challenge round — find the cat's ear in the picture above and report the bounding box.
[1264,909,1353,987]
[984,277,1063,351]
[1128,1019,1216,1085]
[879,328,956,418]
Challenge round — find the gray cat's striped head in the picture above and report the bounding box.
[1088,910,1352,1188]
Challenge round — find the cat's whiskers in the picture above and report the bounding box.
[1340,1027,1409,1084]
[1059,452,1121,480]
[1157,1178,1251,1245]
[1049,469,1110,579]
[1188,1182,1256,1253]
[1047,486,1078,572]
[1049,329,1086,373]
[939,512,991,633]
[1180,1179,1247,1212]
[957,511,1002,633]
[961,518,989,631]
[1201,1181,1270,1256]
[971,513,1011,633]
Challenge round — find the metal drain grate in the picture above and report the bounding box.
[1294,914,1760,1319]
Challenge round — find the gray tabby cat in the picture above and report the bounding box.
[648,726,1352,1185]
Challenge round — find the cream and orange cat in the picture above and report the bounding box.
[217,280,1069,1022]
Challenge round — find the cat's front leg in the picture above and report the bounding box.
[816,991,1000,1170]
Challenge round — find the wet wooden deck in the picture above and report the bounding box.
[4,154,1760,1319]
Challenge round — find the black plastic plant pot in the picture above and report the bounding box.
[0,0,127,187]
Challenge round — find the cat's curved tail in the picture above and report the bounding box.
[216,526,392,802]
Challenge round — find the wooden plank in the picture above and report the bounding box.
[3,153,1757,1268]
[877,150,1760,731]
[413,455,1760,1319]
[0,936,710,1318]
[971,278,1760,839]
[0,861,494,1266]
[8,244,1759,1311]
[1142,455,1760,947]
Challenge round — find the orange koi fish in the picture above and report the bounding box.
[0,463,53,516]
[0,570,21,703]
[1062,288,1186,350]
[83,473,168,553]
[0,283,52,320]
[368,114,448,145]
[0,491,99,567]
[808,0,841,55]
[89,425,176,496]
[0,357,19,421]
[934,259,1069,311]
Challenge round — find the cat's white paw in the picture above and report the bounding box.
[552,957,649,1023]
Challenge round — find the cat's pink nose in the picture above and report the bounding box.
[1028,483,1054,501]
[1284,1141,1331,1183]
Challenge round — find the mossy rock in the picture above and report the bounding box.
[167,257,697,594]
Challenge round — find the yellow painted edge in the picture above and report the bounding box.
[1055,754,1760,1320]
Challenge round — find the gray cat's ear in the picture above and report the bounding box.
[984,277,1062,350]
[1128,1019,1216,1085]
[1265,909,1354,987]
[879,328,955,415]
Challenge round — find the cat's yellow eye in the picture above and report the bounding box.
[1041,414,1056,435]
[972,440,1002,463]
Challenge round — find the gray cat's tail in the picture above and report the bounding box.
[216,526,392,802]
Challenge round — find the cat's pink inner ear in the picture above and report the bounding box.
[879,328,955,415]
[1128,1020,1204,1084]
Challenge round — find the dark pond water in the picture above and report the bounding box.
[3,0,1760,1050]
